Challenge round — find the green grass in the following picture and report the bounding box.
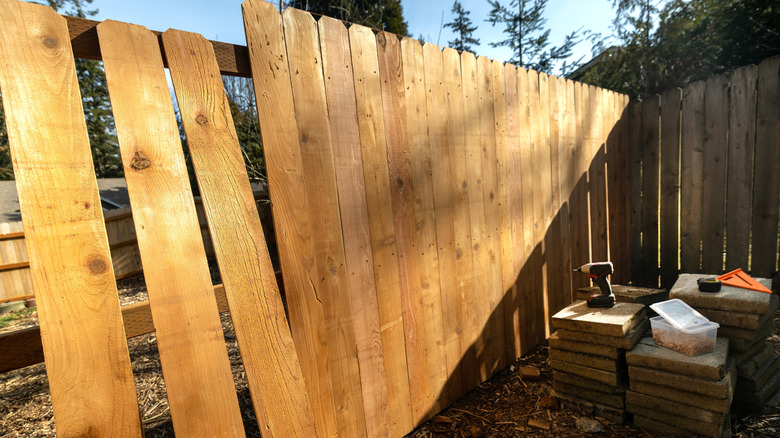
[0,306,36,329]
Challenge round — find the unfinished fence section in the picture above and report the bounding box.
[244,2,629,436]
[630,56,780,289]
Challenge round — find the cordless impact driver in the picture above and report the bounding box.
[573,262,615,308]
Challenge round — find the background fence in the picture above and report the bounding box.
[0,195,271,301]
[630,56,780,289]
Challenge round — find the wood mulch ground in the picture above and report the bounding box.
[1,273,778,437]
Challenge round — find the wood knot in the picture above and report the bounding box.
[462,181,467,189]
[43,37,58,48]
[455,248,462,260]
[87,256,108,275]
[396,177,404,190]
[130,151,151,170]
[196,115,209,125]
[301,134,308,143]
[473,244,479,251]
[377,32,386,49]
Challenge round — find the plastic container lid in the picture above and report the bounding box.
[649,298,719,334]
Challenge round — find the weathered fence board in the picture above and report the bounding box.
[752,57,780,277]
[660,88,681,289]
[726,66,758,272]
[632,57,780,286]
[680,81,705,273]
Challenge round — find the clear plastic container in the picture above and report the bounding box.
[649,299,719,356]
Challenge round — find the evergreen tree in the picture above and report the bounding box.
[486,0,582,73]
[445,1,480,52]
[289,0,409,35]
[224,76,266,183]
[53,0,123,177]
[579,0,780,98]
[0,96,12,180]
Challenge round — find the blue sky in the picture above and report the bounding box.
[91,0,616,74]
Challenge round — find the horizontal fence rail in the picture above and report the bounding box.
[630,56,780,289]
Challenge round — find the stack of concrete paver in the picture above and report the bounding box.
[669,274,780,410]
[627,337,734,437]
[550,301,647,424]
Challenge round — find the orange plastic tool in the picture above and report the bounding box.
[716,269,772,294]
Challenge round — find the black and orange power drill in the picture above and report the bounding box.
[573,262,615,308]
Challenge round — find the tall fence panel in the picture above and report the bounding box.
[244,4,630,435]
[631,56,780,288]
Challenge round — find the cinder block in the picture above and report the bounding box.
[626,337,729,381]
[629,365,733,400]
[737,342,774,378]
[553,370,626,394]
[669,274,775,314]
[634,412,730,438]
[736,354,780,392]
[734,367,780,408]
[576,285,668,307]
[551,301,646,337]
[549,359,626,387]
[549,348,624,372]
[552,380,624,409]
[553,391,627,424]
[719,310,774,340]
[697,294,777,330]
[626,390,726,424]
[555,318,649,349]
[548,332,623,359]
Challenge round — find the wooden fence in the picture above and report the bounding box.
[0,3,631,437]
[246,4,629,435]
[0,196,271,301]
[630,56,780,289]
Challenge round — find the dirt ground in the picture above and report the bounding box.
[1,274,778,437]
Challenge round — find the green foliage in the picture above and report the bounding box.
[289,0,409,35]
[579,0,780,98]
[445,1,480,52]
[486,0,582,74]
[0,95,13,180]
[224,76,266,183]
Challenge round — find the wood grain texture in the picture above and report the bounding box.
[726,65,758,272]
[660,88,681,289]
[460,52,491,385]
[628,100,643,283]
[443,47,479,396]
[422,43,465,401]
[98,19,244,436]
[589,87,608,265]
[526,70,546,345]
[281,11,370,437]
[376,31,430,427]
[477,56,506,377]
[400,36,450,417]
[349,24,413,436]
[640,94,660,286]
[700,74,729,274]
[502,64,528,358]
[751,57,780,277]
[546,76,566,321]
[562,79,579,293]
[242,2,339,435]
[162,28,317,437]
[0,4,141,435]
[536,73,553,338]
[679,81,705,274]
[317,16,391,436]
